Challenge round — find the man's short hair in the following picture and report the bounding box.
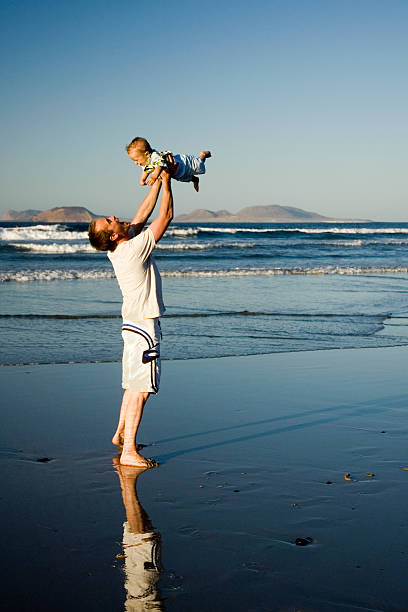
[126,137,152,154]
[88,220,116,251]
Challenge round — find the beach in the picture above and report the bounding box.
[1,346,408,611]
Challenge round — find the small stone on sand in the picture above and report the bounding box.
[295,537,313,546]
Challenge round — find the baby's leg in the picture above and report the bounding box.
[192,177,199,192]
[189,151,211,176]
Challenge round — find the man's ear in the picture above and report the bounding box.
[110,232,118,242]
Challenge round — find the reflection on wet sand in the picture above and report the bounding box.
[113,456,163,611]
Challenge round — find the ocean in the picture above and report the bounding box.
[1,221,408,366]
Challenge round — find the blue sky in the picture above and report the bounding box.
[1,0,407,220]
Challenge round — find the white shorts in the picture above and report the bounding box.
[121,319,161,393]
[122,522,161,607]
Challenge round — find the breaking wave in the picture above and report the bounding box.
[161,266,408,277]
[166,227,199,237]
[156,241,256,251]
[0,269,115,282]
[322,238,408,247]
[9,242,95,253]
[0,225,88,241]
[195,226,408,235]
[2,265,408,282]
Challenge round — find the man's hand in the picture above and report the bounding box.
[163,154,178,177]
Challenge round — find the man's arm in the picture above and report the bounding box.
[148,172,173,243]
[131,180,162,225]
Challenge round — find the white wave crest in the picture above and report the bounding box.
[10,242,95,253]
[166,227,199,237]
[156,241,256,251]
[3,265,408,282]
[196,226,408,235]
[0,269,114,282]
[323,240,364,247]
[0,225,88,241]
[323,238,408,247]
[162,266,408,278]
[197,226,274,234]
[371,238,408,245]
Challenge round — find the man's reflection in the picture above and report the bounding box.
[113,456,163,611]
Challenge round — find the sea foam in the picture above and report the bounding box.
[0,225,88,241]
[3,265,408,282]
[9,242,95,253]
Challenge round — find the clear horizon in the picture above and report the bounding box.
[1,1,407,222]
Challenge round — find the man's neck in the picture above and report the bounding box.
[115,226,132,246]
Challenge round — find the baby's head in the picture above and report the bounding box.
[126,137,152,166]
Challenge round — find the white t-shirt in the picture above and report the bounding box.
[107,227,165,321]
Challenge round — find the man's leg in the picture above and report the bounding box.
[120,391,157,467]
[112,389,130,446]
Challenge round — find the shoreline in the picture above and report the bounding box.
[2,331,408,368]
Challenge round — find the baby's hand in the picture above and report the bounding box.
[140,178,147,186]
[146,176,157,186]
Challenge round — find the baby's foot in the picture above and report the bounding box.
[199,150,211,160]
[192,177,199,192]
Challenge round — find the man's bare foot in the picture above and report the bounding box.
[192,177,199,192]
[113,454,148,477]
[199,150,211,159]
[120,451,159,468]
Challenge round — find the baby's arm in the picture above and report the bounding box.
[146,166,163,186]
[140,170,149,186]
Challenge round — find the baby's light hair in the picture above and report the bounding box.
[126,137,152,154]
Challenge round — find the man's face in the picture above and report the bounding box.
[95,216,130,239]
[128,148,148,167]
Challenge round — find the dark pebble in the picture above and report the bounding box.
[233,489,240,493]
[295,537,313,546]
[326,480,333,484]
[36,457,51,463]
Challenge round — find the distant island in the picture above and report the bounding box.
[1,206,99,222]
[2,204,368,223]
[175,205,368,223]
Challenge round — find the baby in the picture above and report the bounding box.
[126,137,211,192]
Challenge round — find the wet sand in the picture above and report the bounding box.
[1,347,408,611]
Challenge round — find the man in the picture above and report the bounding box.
[88,171,173,467]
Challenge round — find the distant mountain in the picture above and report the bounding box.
[175,205,367,223]
[2,209,43,221]
[1,206,100,222]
